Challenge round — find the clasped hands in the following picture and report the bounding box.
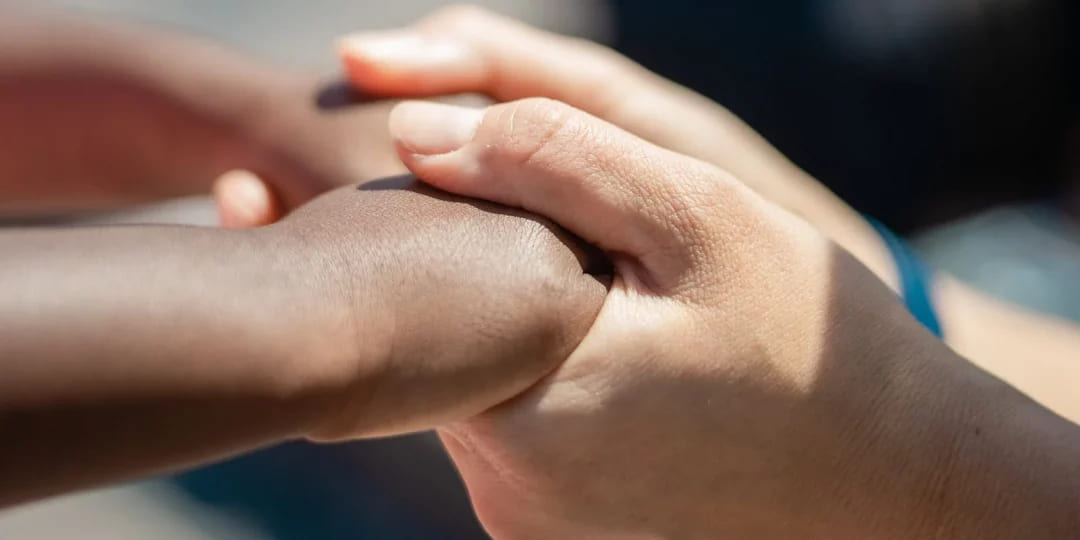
[2,6,1076,534]
[199,7,1047,538]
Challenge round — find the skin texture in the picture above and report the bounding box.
[336,5,1080,425]
[0,181,606,508]
[386,96,1080,538]
[0,7,402,221]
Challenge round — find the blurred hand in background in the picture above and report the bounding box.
[0,7,404,227]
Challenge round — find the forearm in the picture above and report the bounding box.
[918,352,1080,538]
[0,8,299,213]
[0,226,345,507]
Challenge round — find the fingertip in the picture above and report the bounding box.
[339,46,382,89]
[213,170,280,228]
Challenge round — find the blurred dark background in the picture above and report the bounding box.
[613,0,1080,232]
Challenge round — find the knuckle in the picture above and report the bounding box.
[671,168,779,287]
[650,162,725,234]
[648,164,746,269]
[681,165,743,224]
[482,98,581,168]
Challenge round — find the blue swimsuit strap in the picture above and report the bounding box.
[864,216,944,338]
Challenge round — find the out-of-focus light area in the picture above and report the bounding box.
[0,0,1077,538]
[33,0,614,68]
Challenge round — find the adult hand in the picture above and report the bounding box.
[335,5,896,286]
[386,97,1080,538]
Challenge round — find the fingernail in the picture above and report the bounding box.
[338,31,472,66]
[389,101,483,155]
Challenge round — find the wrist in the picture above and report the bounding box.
[254,219,394,441]
[215,225,347,440]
